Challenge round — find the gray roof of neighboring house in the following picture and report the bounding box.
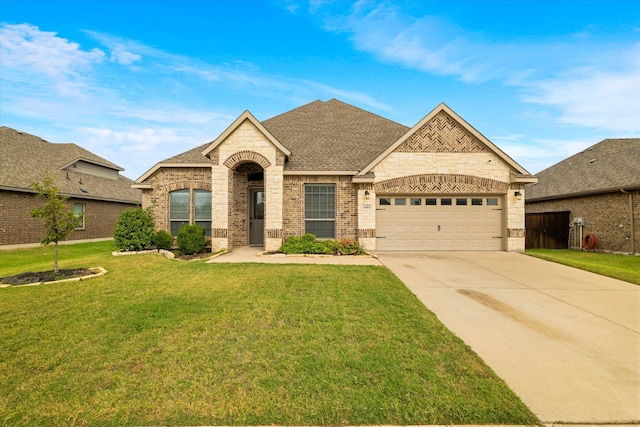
[261,99,410,171]
[525,138,640,202]
[0,126,141,203]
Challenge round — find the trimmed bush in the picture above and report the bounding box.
[113,208,155,251]
[177,224,206,255]
[153,230,174,250]
[278,234,365,255]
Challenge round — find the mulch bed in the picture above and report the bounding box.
[1,268,96,286]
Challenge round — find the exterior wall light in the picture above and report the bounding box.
[364,190,370,199]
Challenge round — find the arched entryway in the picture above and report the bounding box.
[230,162,265,247]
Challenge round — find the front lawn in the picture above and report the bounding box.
[1,242,537,426]
[526,249,640,285]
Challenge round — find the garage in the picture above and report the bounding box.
[376,195,503,251]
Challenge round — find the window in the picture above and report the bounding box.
[456,198,468,206]
[425,198,437,206]
[305,184,335,238]
[170,189,212,236]
[441,198,452,206]
[487,198,499,206]
[395,198,406,205]
[379,198,391,206]
[194,190,212,237]
[170,190,190,235]
[472,198,483,206]
[73,204,85,229]
[410,198,422,206]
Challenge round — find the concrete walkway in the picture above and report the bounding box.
[375,251,640,424]
[206,246,383,265]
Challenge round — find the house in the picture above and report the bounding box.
[134,99,536,252]
[0,126,142,246]
[525,138,640,254]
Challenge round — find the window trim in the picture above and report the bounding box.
[304,183,336,238]
[169,188,212,237]
[73,203,85,230]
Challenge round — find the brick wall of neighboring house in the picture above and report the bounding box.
[0,189,135,246]
[141,167,212,233]
[525,190,640,254]
[282,175,358,240]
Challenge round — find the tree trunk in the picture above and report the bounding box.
[54,242,59,274]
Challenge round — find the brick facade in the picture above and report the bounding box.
[0,189,135,246]
[282,175,359,241]
[526,190,639,254]
[141,167,212,234]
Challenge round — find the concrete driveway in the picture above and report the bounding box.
[375,251,640,424]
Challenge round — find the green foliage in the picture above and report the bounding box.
[176,224,206,255]
[153,230,174,250]
[113,208,155,251]
[278,234,366,255]
[29,175,76,273]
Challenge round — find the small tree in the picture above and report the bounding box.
[177,224,206,255]
[30,175,76,274]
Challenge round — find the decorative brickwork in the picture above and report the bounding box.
[398,111,488,153]
[266,228,282,238]
[1,189,134,245]
[223,150,272,169]
[230,163,264,246]
[526,190,639,254]
[374,174,508,194]
[508,228,526,238]
[212,228,228,238]
[282,175,358,240]
[357,228,376,238]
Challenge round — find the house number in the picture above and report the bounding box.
[362,204,372,210]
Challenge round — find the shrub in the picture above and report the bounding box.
[337,238,365,255]
[153,230,174,250]
[113,208,155,251]
[177,224,206,255]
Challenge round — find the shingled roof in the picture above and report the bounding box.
[262,99,409,171]
[0,126,141,203]
[526,138,640,201]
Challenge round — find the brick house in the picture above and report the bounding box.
[0,126,142,246]
[525,138,640,254]
[134,99,536,252]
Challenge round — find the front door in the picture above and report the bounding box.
[249,188,264,246]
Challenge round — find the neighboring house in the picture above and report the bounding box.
[0,126,142,246]
[134,99,536,252]
[525,138,640,254]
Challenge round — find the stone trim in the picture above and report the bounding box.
[397,110,488,153]
[223,150,272,170]
[266,228,282,238]
[212,228,228,238]
[357,228,376,238]
[375,174,508,194]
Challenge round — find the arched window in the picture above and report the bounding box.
[169,189,212,237]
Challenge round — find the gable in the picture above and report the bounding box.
[359,103,530,177]
[395,110,489,153]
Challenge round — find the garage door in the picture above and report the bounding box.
[376,196,503,251]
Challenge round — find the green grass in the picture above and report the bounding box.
[1,241,537,426]
[526,249,640,285]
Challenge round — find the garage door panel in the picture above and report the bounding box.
[376,195,503,251]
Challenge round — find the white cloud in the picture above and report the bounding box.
[522,61,640,134]
[0,23,105,96]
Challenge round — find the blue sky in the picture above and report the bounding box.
[1,0,638,180]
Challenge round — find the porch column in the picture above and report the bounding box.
[357,186,376,251]
[264,165,284,251]
[211,164,229,251]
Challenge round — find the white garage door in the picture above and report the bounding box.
[376,196,503,251]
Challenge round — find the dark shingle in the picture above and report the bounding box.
[0,126,141,203]
[262,99,409,171]
[526,138,640,201]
